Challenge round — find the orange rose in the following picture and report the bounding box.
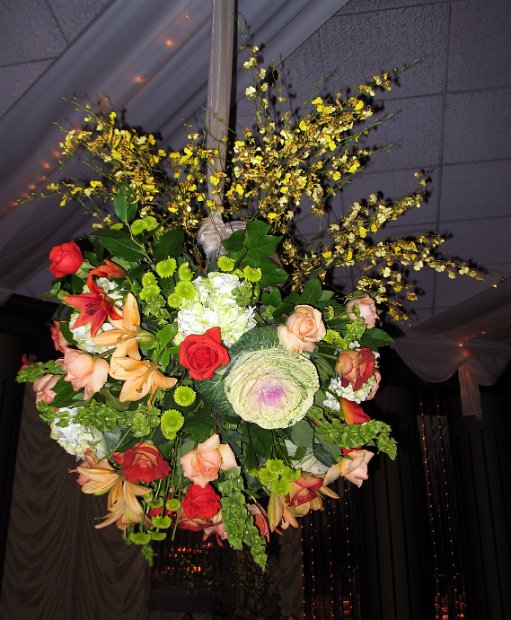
[277,304,326,353]
[180,434,237,487]
[336,348,375,391]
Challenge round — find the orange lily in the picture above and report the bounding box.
[95,478,151,532]
[109,356,177,403]
[73,455,121,495]
[93,293,153,359]
[72,453,150,532]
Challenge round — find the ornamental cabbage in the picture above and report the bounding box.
[224,348,319,429]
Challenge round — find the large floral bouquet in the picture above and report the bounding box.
[17,47,478,568]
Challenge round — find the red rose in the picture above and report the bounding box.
[179,326,230,380]
[114,441,170,483]
[181,483,221,519]
[49,241,83,278]
[335,348,376,391]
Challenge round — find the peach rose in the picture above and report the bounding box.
[346,295,378,328]
[336,348,376,391]
[33,374,59,404]
[180,434,237,487]
[62,348,109,400]
[277,304,326,353]
[324,449,374,487]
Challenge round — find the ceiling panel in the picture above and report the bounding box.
[440,161,511,220]
[443,89,511,163]
[322,2,449,99]
[448,0,511,91]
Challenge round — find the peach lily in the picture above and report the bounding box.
[109,356,177,403]
[72,454,150,532]
[93,293,154,359]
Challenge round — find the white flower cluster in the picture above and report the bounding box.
[175,272,256,346]
[324,374,379,405]
[50,407,107,458]
[70,313,113,353]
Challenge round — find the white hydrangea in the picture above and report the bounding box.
[324,374,379,405]
[96,277,125,303]
[175,272,256,346]
[50,407,107,458]
[70,313,114,354]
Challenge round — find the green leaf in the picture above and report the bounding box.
[156,323,178,348]
[313,440,338,466]
[222,229,245,254]
[262,286,282,308]
[182,407,215,442]
[249,424,273,460]
[360,327,395,348]
[245,235,281,258]
[246,256,287,287]
[51,377,77,407]
[246,219,270,238]
[58,320,78,347]
[290,419,314,447]
[113,185,138,223]
[300,277,322,305]
[243,440,259,472]
[100,236,145,261]
[153,229,185,261]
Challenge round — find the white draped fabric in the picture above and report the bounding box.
[393,278,511,418]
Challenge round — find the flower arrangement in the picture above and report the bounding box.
[17,46,480,568]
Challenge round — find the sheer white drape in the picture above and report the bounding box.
[393,279,511,418]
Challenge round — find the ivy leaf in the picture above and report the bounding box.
[222,229,245,256]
